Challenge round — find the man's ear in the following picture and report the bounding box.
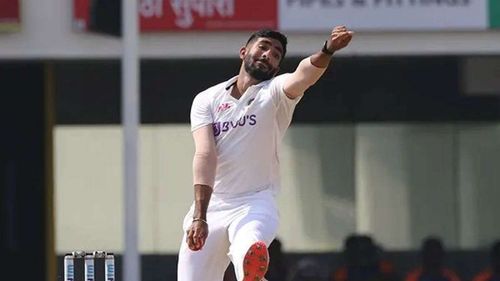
[239,46,247,59]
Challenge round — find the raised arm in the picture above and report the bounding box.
[186,124,217,251]
[283,26,353,99]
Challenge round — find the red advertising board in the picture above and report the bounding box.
[73,0,277,32]
[0,0,20,31]
[73,0,90,30]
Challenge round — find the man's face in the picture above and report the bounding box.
[242,37,283,81]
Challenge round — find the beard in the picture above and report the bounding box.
[243,55,277,81]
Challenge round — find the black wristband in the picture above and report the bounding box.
[321,40,334,55]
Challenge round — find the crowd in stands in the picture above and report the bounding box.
[224,235,500,281]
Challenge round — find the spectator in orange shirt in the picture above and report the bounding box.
[472,240,500,281]
[405,237,461,281]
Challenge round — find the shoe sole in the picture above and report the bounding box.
[243,241,269,281]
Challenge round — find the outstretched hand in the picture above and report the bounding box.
[326,26,353,53]
[186,220,208,251]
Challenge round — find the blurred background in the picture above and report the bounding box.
[1,0,500,280]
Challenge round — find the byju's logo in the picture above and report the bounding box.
[213,114,257,136]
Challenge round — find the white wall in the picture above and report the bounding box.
[280,125,356,252]
[356,124,458,249]
[54,125,194,253]
[54,123,500,254]
[457,124,500,248]
[55,126,125,252]
[1,0,500,59]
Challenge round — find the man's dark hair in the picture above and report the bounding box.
[246,29,288,60]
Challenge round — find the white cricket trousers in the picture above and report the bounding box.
[177,189,279,281]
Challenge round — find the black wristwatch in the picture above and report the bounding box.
[321,40,334,55]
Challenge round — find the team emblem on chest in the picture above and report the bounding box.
[216,102,232,113]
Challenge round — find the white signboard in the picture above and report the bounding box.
[279,0,488,31]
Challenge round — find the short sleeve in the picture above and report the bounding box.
[269,73,303,132]
[190,92,213,132]
[269,73,303,109]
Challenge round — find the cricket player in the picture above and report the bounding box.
[178,26,353,281]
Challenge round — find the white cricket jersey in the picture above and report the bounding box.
[190,73,302,197]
